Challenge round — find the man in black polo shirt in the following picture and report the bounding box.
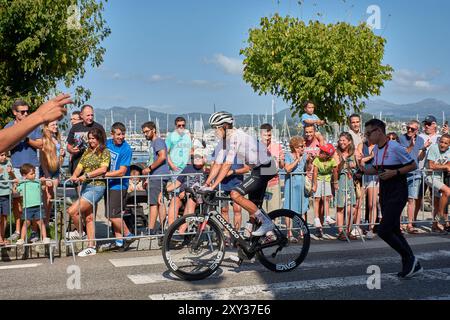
[362,119,423,279]
[67,105,106,174]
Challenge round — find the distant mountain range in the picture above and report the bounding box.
[364,99,449,122]
[92,98,449,132]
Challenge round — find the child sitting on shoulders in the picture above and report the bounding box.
[301,101,325,145]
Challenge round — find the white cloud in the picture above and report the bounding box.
[392,69,449,93]
[177,79,225,89]
[147,74,173,82]
[206,54,243,75]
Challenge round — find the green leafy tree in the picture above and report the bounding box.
[0,0,110,127]
[240,14,393,125]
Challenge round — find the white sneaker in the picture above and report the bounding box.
[252,220,274,237]
[78,247,96,257]
[325,216,336,225]
[42,237,51,244]
[314,218,322,228]
[350,227,362,237]
[66,230,86,240]
[16,239,25,245]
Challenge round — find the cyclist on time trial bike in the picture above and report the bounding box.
[202,111,278,237]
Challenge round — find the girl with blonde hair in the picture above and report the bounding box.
[39,121,65,225]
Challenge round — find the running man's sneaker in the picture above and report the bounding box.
[8,232,21,242]
[325,216,336,225]
[29,232,39,243]
[252,219,274,237]
[42,237,51,245]
[78,247,97,257]
[15,239,25,245]
[314,218,322,228]
[398,257,423,279]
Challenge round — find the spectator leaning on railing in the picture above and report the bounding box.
[104,122,135,249]
[166,148,207,233]
[424,133,450,233]
[399,120,426,234]
[141,121,170,236]
[67,128,110,257]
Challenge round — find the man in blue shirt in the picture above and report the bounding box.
[399,120,426,234]
[141,121,170,235]
[5,99,43,242]
[105,122,134,248]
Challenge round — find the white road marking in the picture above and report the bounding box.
[0,263,42,270]
[148,268,450,300]
[110,236,450,268]
[110,252,242,267]
[127,251,450,285]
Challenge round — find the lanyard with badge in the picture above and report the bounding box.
[375,141,389,173]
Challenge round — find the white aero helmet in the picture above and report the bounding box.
[208,111,234,127]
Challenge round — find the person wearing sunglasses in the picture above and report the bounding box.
[4,99,43,242]
[362,119,422,279]
[165,116,192,175]
[417,115,442,221]
[399,120,425,234]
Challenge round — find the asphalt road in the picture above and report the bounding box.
[1,233,450,301]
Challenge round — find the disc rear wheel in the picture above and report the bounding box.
[256,209,310,272]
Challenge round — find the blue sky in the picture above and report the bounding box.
[70,0,450,114]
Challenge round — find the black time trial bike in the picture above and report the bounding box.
[162,186,310,281]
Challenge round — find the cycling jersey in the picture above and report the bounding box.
[213,128,276,208]
[214,129,272,168]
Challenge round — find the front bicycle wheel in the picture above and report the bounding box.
[256,209,310,272]
[162,214,225,281]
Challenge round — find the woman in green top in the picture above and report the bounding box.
[334,132,358,241]
[68,128,110,257]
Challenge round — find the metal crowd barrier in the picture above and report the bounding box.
[0,178,59,263]
[2,168,447,263]
[278,169,449,242]
[62,172,205,261]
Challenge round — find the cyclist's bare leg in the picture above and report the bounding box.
[230,191,258,217]
[232,202,242,231]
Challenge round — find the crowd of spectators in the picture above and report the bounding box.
[0,98,448,255]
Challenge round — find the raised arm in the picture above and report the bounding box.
[0,94,72,153]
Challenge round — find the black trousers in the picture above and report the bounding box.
[378,176,414,261]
